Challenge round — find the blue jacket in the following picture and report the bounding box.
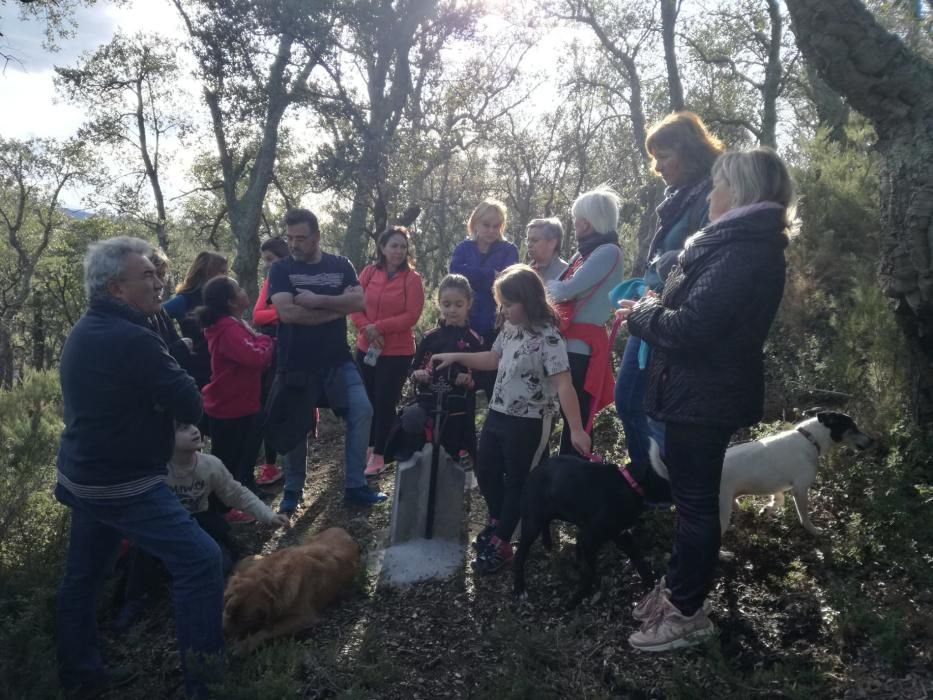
[449,238,519,335]
[57,298,202,495]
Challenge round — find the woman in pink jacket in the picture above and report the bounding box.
[351,226,425,475]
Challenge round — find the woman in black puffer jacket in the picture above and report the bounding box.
[618,148,794,652]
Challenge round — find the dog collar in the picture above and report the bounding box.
[797,427,822,455]
[619,465,645,497]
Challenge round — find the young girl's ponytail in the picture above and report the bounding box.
[195,276,238,327]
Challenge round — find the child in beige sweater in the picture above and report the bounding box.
[115,423,287,631]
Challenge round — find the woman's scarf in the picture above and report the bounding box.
[576,230,620,258]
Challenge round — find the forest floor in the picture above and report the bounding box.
[98,414,933,700]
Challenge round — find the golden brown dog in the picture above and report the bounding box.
[223,527,360,651]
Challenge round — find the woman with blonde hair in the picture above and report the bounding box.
[449,199,519,394]
[618,147,794,651]
[615,112,724,474]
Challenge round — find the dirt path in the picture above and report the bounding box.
[104,415,933,699]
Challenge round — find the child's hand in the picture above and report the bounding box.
[432,353,455,369]
[454,372,471,387]
[270,514,290,528]
[570,428,592,457]
[411,369,431,383]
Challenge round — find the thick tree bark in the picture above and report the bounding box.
[760,0,783,149]
[785,0,933,423]
[660,0,685,112]
[0,324,13,388]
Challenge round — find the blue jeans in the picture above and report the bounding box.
[55,483,224,698]
[283,360,372,494]
[614,336,665,465]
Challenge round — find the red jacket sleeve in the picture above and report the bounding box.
[219,321,275,369]
[252,278,279,327]
[374,271,425,335]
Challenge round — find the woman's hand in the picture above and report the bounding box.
[411,369,431,383]
[570,428,592,457]
[615,299,637,322]
[364,324,381,341]
[454,372,471,386]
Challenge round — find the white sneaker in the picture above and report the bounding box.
[628,595,716,652]
[633,576,670,622]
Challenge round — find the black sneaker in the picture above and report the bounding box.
[472,523,497,552]
[472,536,514,575]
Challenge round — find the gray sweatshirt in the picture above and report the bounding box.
[164,452,279,524]
[547,244,624,355]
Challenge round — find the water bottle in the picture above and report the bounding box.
[363,344,382,366]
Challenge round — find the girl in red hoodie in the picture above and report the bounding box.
[198,276,275,523]
[351,226,425,476]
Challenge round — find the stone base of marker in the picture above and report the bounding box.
[389,444,466,545]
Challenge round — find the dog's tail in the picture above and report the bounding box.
[647,438,670,481]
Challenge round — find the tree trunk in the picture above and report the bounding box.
[31,293,45,371]
[785,0,933,423]
[344,139,383,270]
[760,0,783,149]
[660,0,685,111]
[0,324,14,388]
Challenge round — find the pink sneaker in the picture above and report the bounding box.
[224,509,256,525]
[364,453,386,477]
[255,463,282,485]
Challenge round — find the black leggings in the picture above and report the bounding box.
[209,412,263,500]
[664,421,735,616]
[357,352,413,456]
[558,352,592,456]
[475,410,552,542]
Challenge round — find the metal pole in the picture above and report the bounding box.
[424,373,449,540]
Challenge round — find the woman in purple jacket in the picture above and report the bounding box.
[449,199,519,394]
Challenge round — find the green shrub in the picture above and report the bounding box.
[0,370,68,586]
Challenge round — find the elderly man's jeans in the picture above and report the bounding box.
[614,336,665,465]
[663,421,735,616]
[283,360,373,494]
[55,483,224,698]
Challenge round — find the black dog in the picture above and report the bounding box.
[514,455,671,608]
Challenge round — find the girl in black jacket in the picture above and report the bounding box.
[619,148,794,652]
[409,274,485,460]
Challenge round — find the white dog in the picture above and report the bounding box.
[648,412,874,536]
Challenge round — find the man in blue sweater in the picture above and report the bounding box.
[55,237,223,699]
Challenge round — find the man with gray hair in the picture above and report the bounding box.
[55,236,223,698]
[525,218,568,281]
